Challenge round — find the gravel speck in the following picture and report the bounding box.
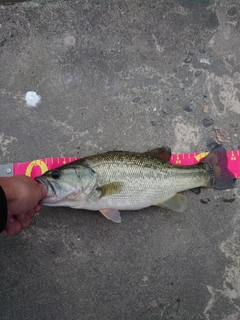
[202,118,214,127]
[132,97,141,103]
[230,123,238,128]
[203,105,208,113]
[162,107,169,115]
[183,105,192,112]
[0,38,6,47]
[195,70,202,77]
[151,121,157,126]
[227,6,237,16]
[222,198,235,203]
[199,47,206,54]
[184,57,192,63]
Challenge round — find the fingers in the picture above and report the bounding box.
[5,209,36,236]
[34,204,42,213]
[4,217,22,236]
[15,212,31,229]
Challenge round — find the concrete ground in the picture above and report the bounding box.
[0,0,240,319]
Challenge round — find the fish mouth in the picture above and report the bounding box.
[35,176,56,196]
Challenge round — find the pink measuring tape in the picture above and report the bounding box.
[0,150,239,179]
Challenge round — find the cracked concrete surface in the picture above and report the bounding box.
[0,0,240,319]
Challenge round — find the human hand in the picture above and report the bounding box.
[0,176,46,236]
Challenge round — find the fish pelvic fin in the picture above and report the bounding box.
[201,144,236,190]
[156,194,187,212]
[99,208,121,223]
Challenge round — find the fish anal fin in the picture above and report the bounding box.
[144,146,172,162]
[157,194,187,212]
[99,208,121,223]
[96,182,123,198]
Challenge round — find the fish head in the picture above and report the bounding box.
[35,163,97,207]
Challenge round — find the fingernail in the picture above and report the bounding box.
[19,214,25,220]
[8,217,15,224]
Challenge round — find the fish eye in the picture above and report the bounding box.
[51,170,61,179]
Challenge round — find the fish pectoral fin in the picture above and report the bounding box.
[99,208,121,223]
[96,182,123,198]
[157,194,187,212]
[144,146,172,162]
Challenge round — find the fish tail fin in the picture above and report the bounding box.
[201,144,236,190]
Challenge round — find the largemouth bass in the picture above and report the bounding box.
[35,145,236,223]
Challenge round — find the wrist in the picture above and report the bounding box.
[0,177,16,207]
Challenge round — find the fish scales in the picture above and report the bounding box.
[82,152,209,209]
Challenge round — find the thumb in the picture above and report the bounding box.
[36,182,47,199]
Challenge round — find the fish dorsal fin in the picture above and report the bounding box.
[157,194,187,212]
[96,182,123,198]
[99,208,121,223]
[144,146,172,162]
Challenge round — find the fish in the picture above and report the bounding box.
[35,144,236,223]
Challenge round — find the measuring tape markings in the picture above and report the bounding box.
[13,157,79,178]
[11,151,240,179]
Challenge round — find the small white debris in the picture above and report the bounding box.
[25,91,41,107]
[200,58,211,65]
